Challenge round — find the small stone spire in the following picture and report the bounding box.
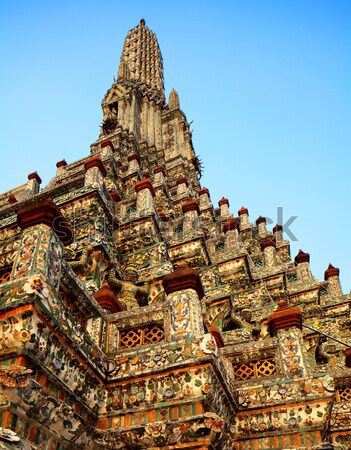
[118,19,165,101]
[168,88,180,109]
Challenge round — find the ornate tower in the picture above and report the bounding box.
[0,19,350,450]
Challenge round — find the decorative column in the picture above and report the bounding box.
[267,299,309,377]
[260,235,276,268]
[101,140,115,157]
[295,249,313,281]
[27,172,42,195]
[84,156,107,187]
[127,153,140,173]
[223,218,240,250]
[56,159,67,177]
[273,223,283,243]
[198,187,212,210]
[162,262,205,341]
[218,197,229,218]
[324,264,342,297]
[14,198,73,289]
[256,216,267,237]
[238,206,249,228]
[182,199,200,233]
[153,166,165,184]
[135,178,155,215]
[176,176,188,195]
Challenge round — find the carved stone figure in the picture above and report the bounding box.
[108,264,149,310]
[68,244,94,272]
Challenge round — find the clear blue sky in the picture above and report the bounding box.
[0,1,350,289]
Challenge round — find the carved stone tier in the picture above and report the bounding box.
[84,156,107,177]
[162,262,205,299]
[17,198,73,244]
[267,299,302,337]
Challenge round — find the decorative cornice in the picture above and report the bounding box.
[56,159,67,168]
[260,235,276,250]
[135,178,155,196]
[162,262,204,299]
[223,218,239,233]
[17,198,74,245]
[84,156,107,177]
[238,206,248,216]
[218,197,229,207]
[273,223,283,233]
[199,187,210,196]
[93,284,126,313]
[101,140,115,151]
[127,153,141,165]
[324,263,340,280]
[154,166,165,175]
[256,216,266,225]
[28,171,42,184]
[182,199,200,215]
[267,299,302,336]
[295,249,310,264]
[176,176,188,186]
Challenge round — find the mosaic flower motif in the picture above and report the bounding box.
[23,274,49,299]
[322,375,335,392]
[203,412,225,433]
[237,390,250,407]
[146,349,168,368]
[145,422,166,437]
[199,335,218,355]
[17,329,31,343]
[0,365,32,388]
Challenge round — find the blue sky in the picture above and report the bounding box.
[0,1,350,289]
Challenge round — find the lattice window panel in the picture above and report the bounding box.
[337,388,351,402]
[119,323,164,349]
[254,260,263,268]
[233,358,276,381]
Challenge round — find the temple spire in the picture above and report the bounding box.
[118,19,165,102]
